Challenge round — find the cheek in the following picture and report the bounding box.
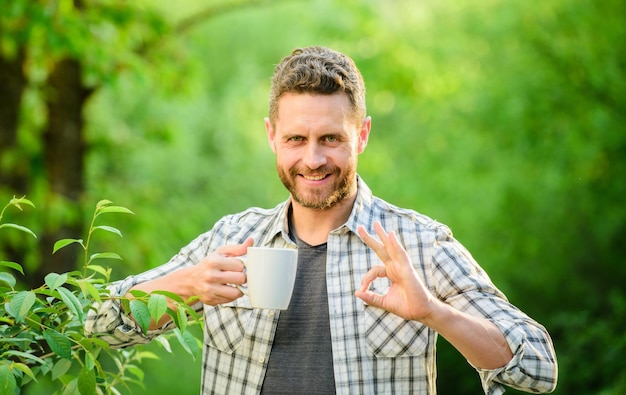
[275,148,300,168]
[338,145,359,164]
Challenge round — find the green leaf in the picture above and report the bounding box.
[51,358,72,381]
[95,199,113,209]
[84,351,95,371]
[58,286,85,322]
[154,336,172,353]
[166,307,178,326]
[174,328,199,357]
[0,261,24,274]
[45,272,68,291]
[136,351,160,360]
[12,362,37,382]
[9,196,35,209]
[75,279,101,303]
[176,306,188,332]
[148,293,167,322]
[78,366,96,395]
[151,290,185,304]
[129,300,151,334]
[120,298,131,315]
[62,377,78,395]
[77,336,110,351]
[42,329,72,360]
[88,252,122,263]
[126,364,144,381]
[181,302,202,322]
[85,264,111,278]
[0,272,16,288]
[0,223,37,238]
[128,289,148,298]
[53,239,84,254]
[91,225,123,237]
[1,350,47,366]
[66,269,82,278]
[0,364,17,395]
[0,337,31,346]
[96,206,135,216]
[7,291,36,323]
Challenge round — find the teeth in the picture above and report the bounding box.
[304,175,326,181]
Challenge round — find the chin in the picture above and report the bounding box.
[295,187,351,210]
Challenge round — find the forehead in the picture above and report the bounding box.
[274,92,355,132]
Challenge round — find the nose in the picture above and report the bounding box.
[302,142,327,169]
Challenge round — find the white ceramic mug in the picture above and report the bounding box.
[237,247,298,310]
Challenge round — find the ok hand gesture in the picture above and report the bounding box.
[356,222,439,323]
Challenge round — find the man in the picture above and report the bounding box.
[86,46,557,394]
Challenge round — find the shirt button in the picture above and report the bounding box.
[268,310,275,317]
[259,357,265,363]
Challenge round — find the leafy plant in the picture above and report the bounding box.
[0,198,202,395]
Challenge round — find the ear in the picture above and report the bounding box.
[265,117,277,154]
[357,116,371,154]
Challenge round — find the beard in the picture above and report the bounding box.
[277,163,357,210]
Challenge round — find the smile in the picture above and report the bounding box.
[302,174,328,181]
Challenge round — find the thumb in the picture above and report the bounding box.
[355,289,383,308]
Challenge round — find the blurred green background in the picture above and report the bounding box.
[1,0,624,393]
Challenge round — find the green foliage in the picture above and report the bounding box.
[2,0,624,394]
[83,1,625,393]
[0,198,201,394]
[0,0,174,292]
[0,0,168,83]
[0,198,37,241]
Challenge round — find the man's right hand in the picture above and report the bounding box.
[189,237,253,305]
[128,237,253,329]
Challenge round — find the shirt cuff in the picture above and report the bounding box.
[474,320,526,395]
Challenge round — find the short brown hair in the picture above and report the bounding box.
[268,46,366,124]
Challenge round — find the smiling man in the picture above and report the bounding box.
[266,91,369,245]
[86,46,558,394]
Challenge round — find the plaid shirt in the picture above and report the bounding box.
[85,177,557,394]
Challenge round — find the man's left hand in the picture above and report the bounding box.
[356,222,440,322]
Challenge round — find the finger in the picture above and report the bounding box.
[372,223,411,268]
[385,230,413,269]
[361,222,396,263]
[200,253,245,273]
[388,231,405,257]
[355,289,379,306]
[359,265,387,292]
[358,225,387,259]
[201,285,243,306]
[216,237,254,257]
[355,286,385,307]
[373,221,390,244]
[357,225,380,248]
[214,284,244,300]
[216,269,247,285]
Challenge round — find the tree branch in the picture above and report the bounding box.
[138,0,297,56]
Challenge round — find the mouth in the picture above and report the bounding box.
[301,174,329,181]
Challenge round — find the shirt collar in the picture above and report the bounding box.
[342,175,374,237]
[262,198,296,247]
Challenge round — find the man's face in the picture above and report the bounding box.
[265,92,370,210]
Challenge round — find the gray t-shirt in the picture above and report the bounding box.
[260,237,336,394]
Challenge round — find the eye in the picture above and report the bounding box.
[288,136,304,142]
[324,135,339,143]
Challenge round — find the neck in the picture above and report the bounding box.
[289,194,356,246]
